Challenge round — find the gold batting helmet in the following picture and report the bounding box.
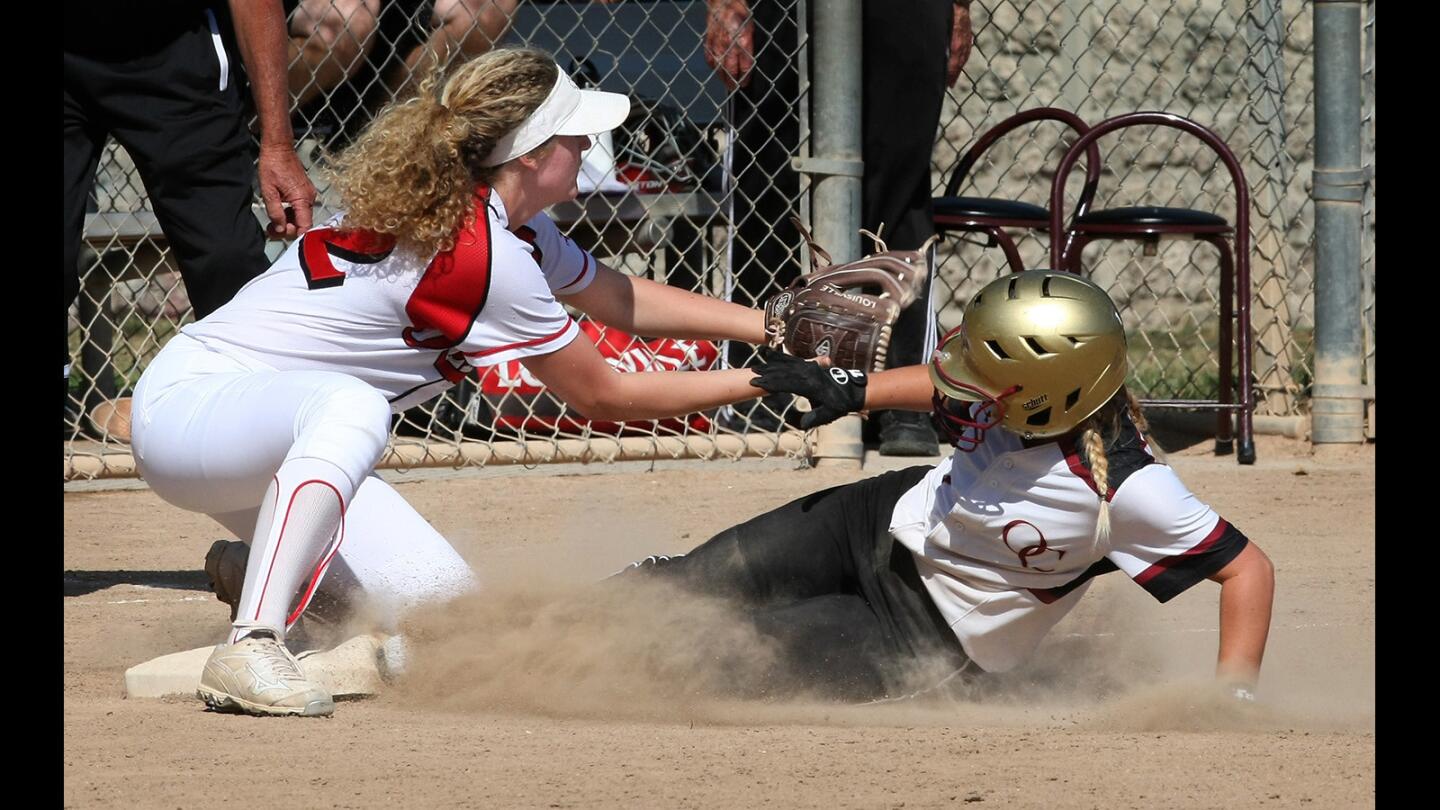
[930,270,1127,448]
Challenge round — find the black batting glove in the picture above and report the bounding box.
[748,346,867,429]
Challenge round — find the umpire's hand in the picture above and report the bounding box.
[258,144,316,240]
[704,0,755,90]
[748,347,867,430]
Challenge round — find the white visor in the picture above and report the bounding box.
[480,69,631,167]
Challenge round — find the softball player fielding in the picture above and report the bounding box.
[131,48,776,717]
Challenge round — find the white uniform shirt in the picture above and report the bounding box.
[182,189,597,411]
[889,411,1244,673]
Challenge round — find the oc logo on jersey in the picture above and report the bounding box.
[1002,519,1066,572]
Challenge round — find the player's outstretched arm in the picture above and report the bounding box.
[560,261,767,345]
[861,364,936,412]
[748,349,934,429]
[1207,541,1276,692]
[521,334,761,422]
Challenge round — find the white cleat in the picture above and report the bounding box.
[196,631,336,717]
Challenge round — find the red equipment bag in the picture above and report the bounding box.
[474,321,720,436]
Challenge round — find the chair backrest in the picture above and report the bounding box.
[942,108,1102,222]
[1047,111,1251,270]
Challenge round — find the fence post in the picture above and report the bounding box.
[1360,2,1376,439]
[799,0,865,468]
[1311,0,1370,444]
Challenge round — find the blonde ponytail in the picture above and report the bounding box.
[325,48,559,253]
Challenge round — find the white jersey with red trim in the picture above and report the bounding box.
[181,189,596,411]
[889,409,1247,673]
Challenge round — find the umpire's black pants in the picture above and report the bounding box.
[64,6,270,330]
[631,466,971,701]
[727,0,953,371]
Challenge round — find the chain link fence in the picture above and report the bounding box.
[66,0,1373,480]
[930,0,1355,420]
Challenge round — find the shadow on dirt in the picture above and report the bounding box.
[63,569,209,597]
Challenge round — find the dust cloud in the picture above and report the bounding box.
[393,574,792,723]
[387,563,1207,729]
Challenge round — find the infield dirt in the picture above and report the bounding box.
[64,435,1374,808]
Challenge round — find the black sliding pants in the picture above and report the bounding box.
[633,466,971,701]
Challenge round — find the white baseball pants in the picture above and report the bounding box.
[131,333,477,642]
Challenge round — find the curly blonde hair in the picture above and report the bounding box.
[325,48,559,253]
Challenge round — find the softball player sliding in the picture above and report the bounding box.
[130,48,772,717]
[644,270,1276,702]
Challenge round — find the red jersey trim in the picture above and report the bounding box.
[464,317,576,359]
[555,252,595,294]
[513,225,544,267]
[402,187,495,350]
[1028,558,1120,605]
[1059,415,1156,503]
[1059,438,1104,499]
[1133,518,1230,586]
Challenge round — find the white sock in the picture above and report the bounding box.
[229,456,354,644]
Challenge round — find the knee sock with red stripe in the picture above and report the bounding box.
[228,456,354,644]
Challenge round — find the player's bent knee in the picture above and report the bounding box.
[291,379,393,476]
[325,383,392,440]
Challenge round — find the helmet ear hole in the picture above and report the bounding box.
[1025,408,1052,427]
[1065,388,1082,411]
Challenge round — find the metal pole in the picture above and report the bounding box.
[1311,0,1370,444]
[795,0,865,468]
[1360,2,1376,439]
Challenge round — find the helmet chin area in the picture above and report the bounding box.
[930,384,1018,452]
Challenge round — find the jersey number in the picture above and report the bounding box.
[297,228,396,290]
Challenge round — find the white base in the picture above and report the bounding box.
[124,634,388,700]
